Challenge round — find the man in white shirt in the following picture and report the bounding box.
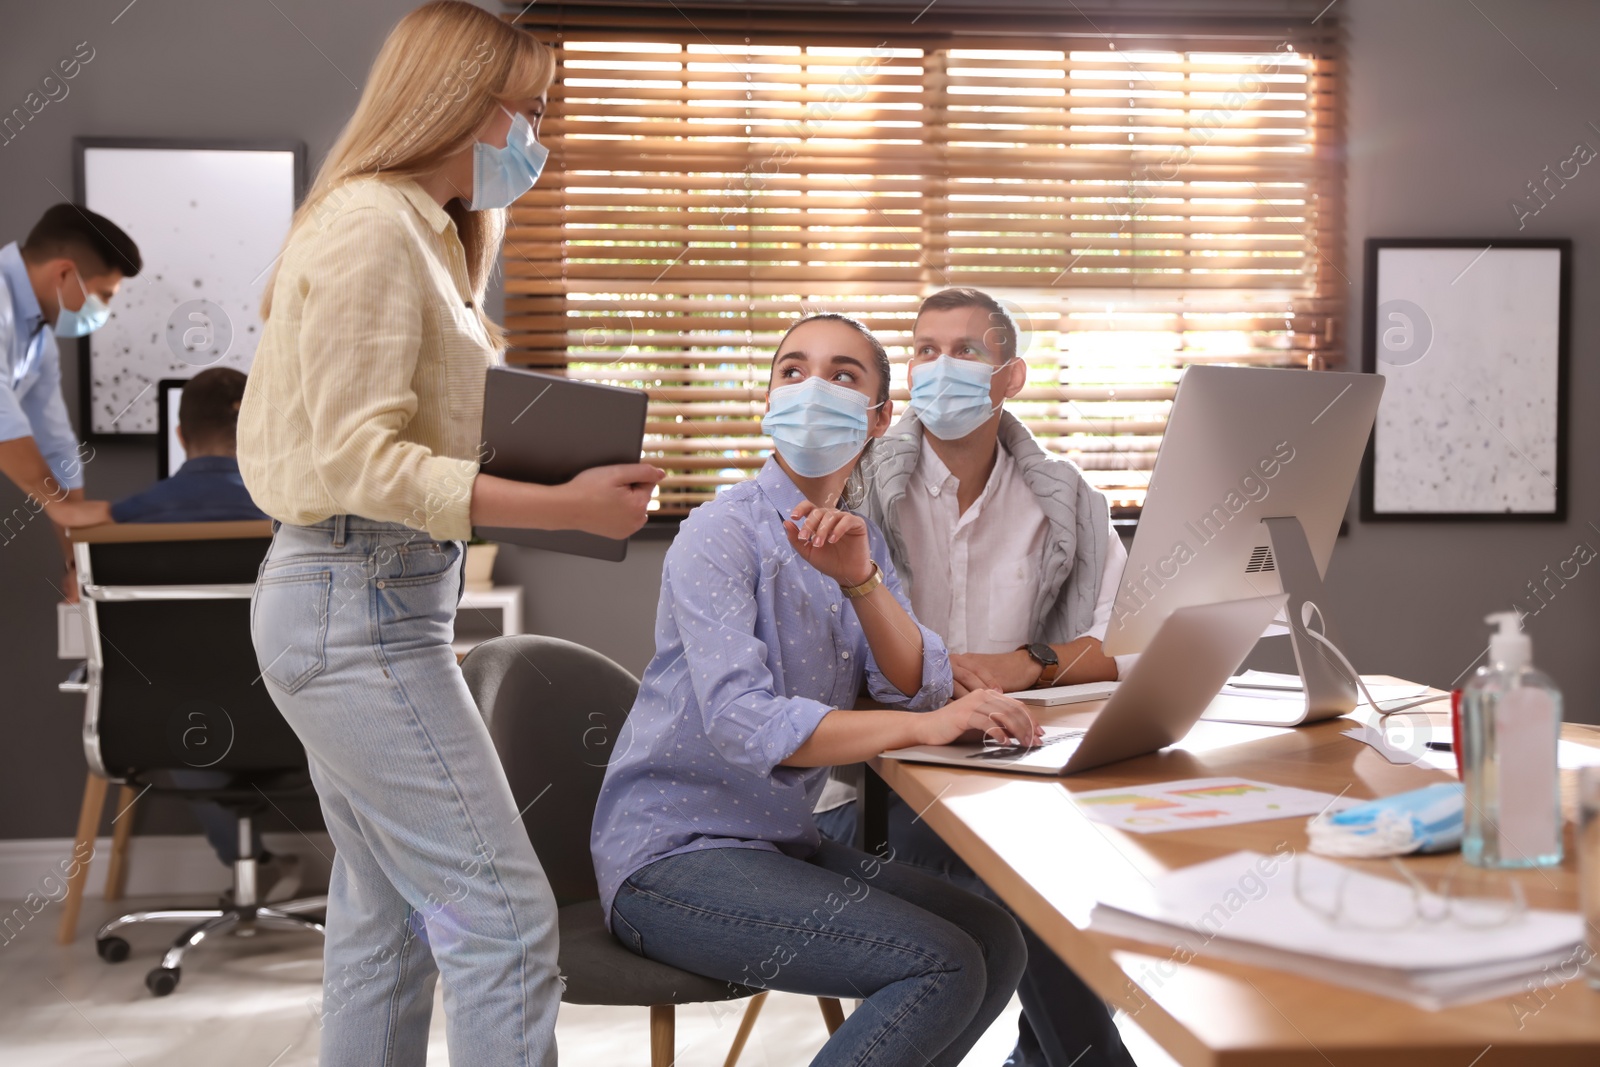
[817,288,1136,1067]
[885,288,1134,694]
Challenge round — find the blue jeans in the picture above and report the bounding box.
[816,798,1134,1067]
[251,516,561,1067]
[612,838,1027,1067]
[167,769,264,864]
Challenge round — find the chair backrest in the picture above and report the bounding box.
[72,521,307,779]
[460,635,639,907]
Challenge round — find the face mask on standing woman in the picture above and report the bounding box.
[470,107,549,211]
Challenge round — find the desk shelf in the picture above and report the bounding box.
[454,585,524,657]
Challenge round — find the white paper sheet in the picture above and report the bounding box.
[1559,740,1600,769]
[1341,723,1456,771]
[1342,725,1600,774]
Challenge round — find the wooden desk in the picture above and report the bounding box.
[870,689,1600,1067]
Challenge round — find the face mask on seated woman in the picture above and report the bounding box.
[761,375,881,478]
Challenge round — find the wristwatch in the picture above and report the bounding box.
[840,561,883,599]
[1018,642,1059,684]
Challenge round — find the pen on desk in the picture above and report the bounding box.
[1425,741,1453,752]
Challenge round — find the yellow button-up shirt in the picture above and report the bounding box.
[238,178,494,540]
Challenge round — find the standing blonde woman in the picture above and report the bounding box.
[238,4,662,1063]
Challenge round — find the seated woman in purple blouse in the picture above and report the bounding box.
[591,313,1041,1067]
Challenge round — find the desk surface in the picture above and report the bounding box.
[871,685,1600,1067]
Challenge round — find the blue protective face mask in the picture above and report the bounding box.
[909,355,1001,440]
[470,107,549,211]
[1308,782,1464,857]
[761,376,877,479]
[54,270,111,338]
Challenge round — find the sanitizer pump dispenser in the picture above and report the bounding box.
[1461,612,1564,868]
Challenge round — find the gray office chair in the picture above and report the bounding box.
[67,521,327,997]
[461,635,844,1067]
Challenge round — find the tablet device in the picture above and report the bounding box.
[475,366,649,561]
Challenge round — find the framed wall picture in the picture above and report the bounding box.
[73,137,304,438]
[1360,238,1570,521]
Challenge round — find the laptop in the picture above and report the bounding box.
[475,366,649,562]
[881,595,1284,776]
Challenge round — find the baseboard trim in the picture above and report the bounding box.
[0,833,333,901]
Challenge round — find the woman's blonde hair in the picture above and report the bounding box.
[260,1,553,347]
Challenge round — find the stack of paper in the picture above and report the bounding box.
[1223,671,1432,704]
[1091,850,1584,1009]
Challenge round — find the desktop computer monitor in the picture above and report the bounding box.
[156,378,189,479]
[1101,365,1384,723]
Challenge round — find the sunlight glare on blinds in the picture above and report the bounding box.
[503,13,1344,516]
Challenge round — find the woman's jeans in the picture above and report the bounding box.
[816,798,1134,1067]
[612,839,1027,1067]
[251,516,561,1067]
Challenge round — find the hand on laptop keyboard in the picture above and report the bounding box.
[967,729,1086,761]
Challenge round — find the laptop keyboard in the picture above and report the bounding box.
[966,728,1087,761]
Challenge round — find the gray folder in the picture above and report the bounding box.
[474,366,649,561]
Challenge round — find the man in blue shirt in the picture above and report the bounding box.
[111,366,296,899]
[111,367,266,524]
[0,204,140,595]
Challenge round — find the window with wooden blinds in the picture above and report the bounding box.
[501,7,1345,518]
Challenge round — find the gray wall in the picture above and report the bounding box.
[1311,0,1600,719]
[2,0,1597,842]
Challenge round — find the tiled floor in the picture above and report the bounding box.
[0,894,1174,1066]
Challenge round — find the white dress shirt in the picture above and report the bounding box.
[897,435,1137,678]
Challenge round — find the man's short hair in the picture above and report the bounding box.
[178,368,248,452]
[20,203,142,278]
[916,287,1018,362]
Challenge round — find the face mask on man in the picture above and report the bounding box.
[470,106,549,211]
[908,354,1003,440]
[54,268,111,338]
[761,376,880,479]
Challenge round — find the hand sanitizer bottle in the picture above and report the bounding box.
[1461,612,1563,868]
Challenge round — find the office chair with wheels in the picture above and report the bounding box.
[461,634,845,1067]
[67,520,327,997]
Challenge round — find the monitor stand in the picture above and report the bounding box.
[1261,516,1358,723]
[1203,516,1358,727]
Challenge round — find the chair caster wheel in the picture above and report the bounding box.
[145,967,180,997]
[96,937,130,963]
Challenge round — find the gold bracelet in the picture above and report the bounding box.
[840,561,883,599]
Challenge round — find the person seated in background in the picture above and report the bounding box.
[112,366,297,901]
[591,313,1038,1067]
[111,367,266,524]
[815,288,1137,1067]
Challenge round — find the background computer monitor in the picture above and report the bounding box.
[156,378,189,479]
[1102,365,1384,721]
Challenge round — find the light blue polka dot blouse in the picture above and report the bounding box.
[591,458,953,923]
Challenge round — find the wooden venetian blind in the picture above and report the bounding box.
[502,6,1345,517]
